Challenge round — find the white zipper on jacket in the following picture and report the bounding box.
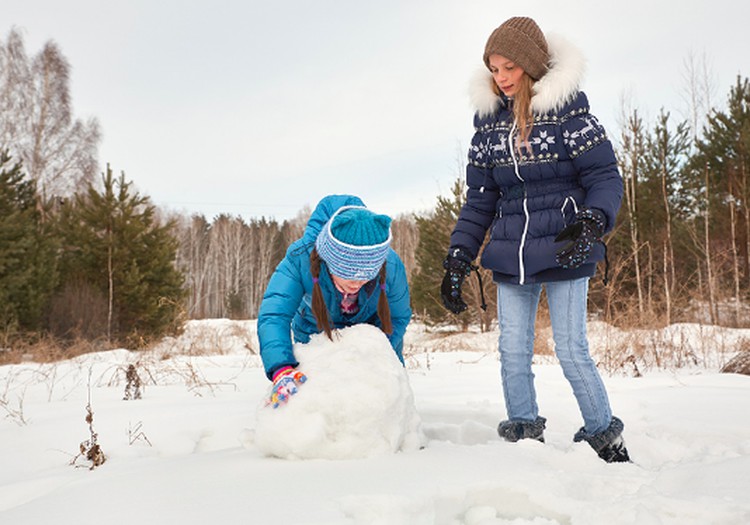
[508,121,529,285]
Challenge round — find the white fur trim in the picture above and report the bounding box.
[469,68,501,118]
[531,33,586,113]
[469,33,586,116]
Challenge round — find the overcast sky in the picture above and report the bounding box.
[5,0,749,221]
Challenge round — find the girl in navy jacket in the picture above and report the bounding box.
[442,17,629,463]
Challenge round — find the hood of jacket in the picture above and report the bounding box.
[300,194,366,245]
[469,33,587,118]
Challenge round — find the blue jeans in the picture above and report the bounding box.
[497,278,612,434]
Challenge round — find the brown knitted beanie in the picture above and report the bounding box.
[483,17,549,80]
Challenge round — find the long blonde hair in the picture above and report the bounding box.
[493,73,535,156]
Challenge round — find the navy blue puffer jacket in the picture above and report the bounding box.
[449,34,623,284]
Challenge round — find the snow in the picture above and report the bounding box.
[1,319,750,524]
[255,325,423,459]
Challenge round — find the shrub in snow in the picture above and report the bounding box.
[71,402,106,470]
[123,364,142,400]
[255,325,423,459]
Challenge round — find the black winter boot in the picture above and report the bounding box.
[573,416,631,463]
[497,416,546,443]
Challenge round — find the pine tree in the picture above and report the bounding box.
[640,110,692,323]
[687,76,750,324]
[694,77,750,269]
[0,151,58,333]
[54,165,185,345]
[411,178,495,330]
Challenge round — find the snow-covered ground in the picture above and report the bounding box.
[1,319,749,525]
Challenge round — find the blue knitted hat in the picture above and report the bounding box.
[315,206,392,281]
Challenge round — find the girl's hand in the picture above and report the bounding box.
[555,208,605,269]
[440,247,474,314]
[266,367,308,409]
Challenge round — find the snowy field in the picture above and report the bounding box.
[1,319,749,525]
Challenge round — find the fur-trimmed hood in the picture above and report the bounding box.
[469,33,586,118]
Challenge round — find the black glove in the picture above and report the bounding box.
[555,209,606,269]
[441,248,473,314]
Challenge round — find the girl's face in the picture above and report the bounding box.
[488,54,526,98]
[331,274,368,295]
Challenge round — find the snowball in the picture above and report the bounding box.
[255,324,423,459]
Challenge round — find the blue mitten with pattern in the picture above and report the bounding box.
[555,209,606,269]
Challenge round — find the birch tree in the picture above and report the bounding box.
[617,108,647,319]
[0,28,100,206]
[644,110,691,324]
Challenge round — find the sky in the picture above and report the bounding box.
[4,0,750,222]
[1,319,749,524]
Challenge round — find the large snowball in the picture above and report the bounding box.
[255,324,423,459]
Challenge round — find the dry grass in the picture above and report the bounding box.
[589,321,750,375]
[0,336,111,366]
[152,321,257,359]
[0,374,27,426]
[720,339,750,375]
[93,354,248,398]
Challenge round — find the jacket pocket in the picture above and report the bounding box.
[490,203,503,239]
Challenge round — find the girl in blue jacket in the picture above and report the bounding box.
[442,17,629,462]
[258,194,412,408]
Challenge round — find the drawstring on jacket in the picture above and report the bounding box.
[601,242,610,286]
[470,263,488,311]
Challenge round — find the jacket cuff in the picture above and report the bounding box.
[270,365,295,381]
[446,246,474,264]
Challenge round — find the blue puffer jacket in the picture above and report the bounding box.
[449,34,623,284]
[258,194,412,379]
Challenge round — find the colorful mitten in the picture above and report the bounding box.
[267,366,307,409]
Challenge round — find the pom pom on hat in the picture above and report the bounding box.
[315,206,392,281]
[483,16,549,81]
[330,208,391,246]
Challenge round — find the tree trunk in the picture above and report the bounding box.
[662,241,671,326]
[729,181,741,326]
[107,228,113,343]
[661,154,674,325]
[624,144,644,319]
[704,164,718,325]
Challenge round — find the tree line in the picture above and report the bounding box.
[2,29,749,354]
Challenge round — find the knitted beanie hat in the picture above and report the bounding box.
[315,206,392,281]
[483,16,549,81]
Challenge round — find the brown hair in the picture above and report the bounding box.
[377,264,393,335]
[309,248,392,340]
[493,74,535,156]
